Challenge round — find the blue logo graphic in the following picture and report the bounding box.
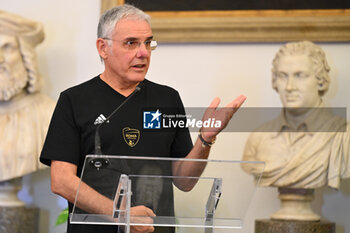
[143,109,161,129]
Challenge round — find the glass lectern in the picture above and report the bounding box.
[70,155,264,233]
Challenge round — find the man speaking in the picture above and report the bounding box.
[40,4,246,233]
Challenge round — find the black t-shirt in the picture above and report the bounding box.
[40,76,193,233]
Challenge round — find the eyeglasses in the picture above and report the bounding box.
[102,38,157,51]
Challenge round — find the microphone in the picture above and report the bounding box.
[94,83,143,155]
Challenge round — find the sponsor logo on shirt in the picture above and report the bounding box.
[122,127,140,147]
[94,114,109,125]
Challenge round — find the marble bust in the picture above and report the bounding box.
[0,10,55,182]
[241,41,349,220]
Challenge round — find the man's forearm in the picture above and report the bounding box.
[172,137,212,191]
[51,161,114,216]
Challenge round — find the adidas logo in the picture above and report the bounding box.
[94,114,109,125]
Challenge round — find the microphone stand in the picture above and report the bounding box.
[94,85,142,155]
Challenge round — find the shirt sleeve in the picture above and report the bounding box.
[40,92,81,166]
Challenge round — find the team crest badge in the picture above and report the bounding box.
[122,127,140,147]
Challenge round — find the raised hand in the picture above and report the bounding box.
[200,95,246,142]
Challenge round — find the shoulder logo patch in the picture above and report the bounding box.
[122,127,140,147]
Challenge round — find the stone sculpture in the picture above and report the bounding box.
[242,41,349,220]
[0,10,54,193]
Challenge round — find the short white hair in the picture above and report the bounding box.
[97,4,151,40]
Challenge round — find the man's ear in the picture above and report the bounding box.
[96,38,109,60]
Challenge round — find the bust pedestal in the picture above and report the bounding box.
[271,188,320,221]
[255,188,335,233]
[0,206,39,233]
[255,219,335,233]
[0,178,39,233]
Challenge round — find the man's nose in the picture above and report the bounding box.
[136,43,149,58]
